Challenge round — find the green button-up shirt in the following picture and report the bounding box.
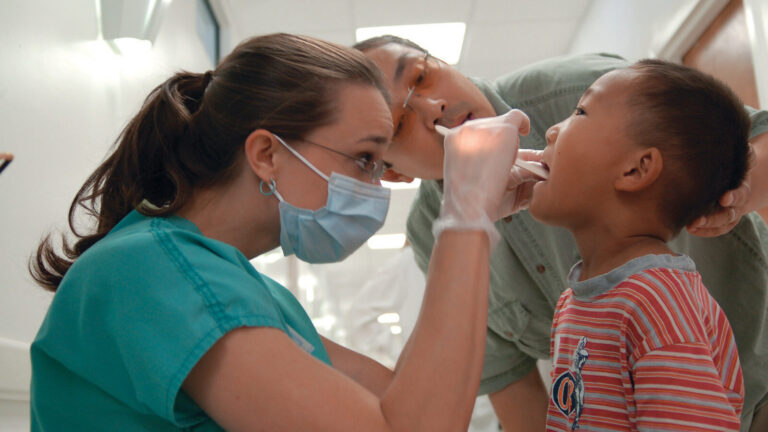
[406,53,768,431]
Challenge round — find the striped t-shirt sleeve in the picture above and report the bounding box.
[623,268,744,431]
[633,342,743,431]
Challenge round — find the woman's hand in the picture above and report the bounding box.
[435,109,531,245]
[495,149,544,218]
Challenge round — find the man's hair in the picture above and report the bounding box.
[625,59,751,232]
[353,35,428,54]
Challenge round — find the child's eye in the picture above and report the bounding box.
[574,106,586,116]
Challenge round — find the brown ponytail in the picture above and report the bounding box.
[30,33,387,291]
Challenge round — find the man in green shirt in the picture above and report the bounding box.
[356,36,768,432]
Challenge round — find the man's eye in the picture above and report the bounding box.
[415,70,426,86]
[394,119,404,136]
[574,106,586,116]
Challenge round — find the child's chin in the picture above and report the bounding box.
[529,200,559,225]
[528,200,546,222]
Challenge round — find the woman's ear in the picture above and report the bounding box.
[615,147,663,192]
[381,168,415,183]
[244,129,280,182]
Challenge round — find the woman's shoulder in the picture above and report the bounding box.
[64,211,263,296]
[73,213,196,270]
[54,212,290,339]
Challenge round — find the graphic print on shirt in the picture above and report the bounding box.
[552,336,589,430]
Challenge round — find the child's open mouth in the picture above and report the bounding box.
[541,162,550,177]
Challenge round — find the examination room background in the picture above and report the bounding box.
[3,0,767,430]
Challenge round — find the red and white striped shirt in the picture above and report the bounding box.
[547,254,743,431]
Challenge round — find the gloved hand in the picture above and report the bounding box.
[433,109,531,248]
[495,149,545,218]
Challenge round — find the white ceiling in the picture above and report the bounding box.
[221,0,593,79]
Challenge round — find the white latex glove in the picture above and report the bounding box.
[496,149,545,218]
[433,109,531,248]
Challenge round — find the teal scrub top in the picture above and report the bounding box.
[31,210,330,431]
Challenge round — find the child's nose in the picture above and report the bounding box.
[545,126,559,146]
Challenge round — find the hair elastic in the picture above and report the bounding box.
[202,70,214,91]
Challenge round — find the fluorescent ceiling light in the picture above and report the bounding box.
[252,249,283,265]
[312,315,336,331]
[299,275,317,303]
[356,22,466,65]
[367,233,407,250]
[382,178,421,190]
[390,325,403,335]
[298,274,318,290]
[377,312,400,324]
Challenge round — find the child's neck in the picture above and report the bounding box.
[572,225,674,281]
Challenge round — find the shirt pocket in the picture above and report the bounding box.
[488,300,530,344]
[488,300,551,359]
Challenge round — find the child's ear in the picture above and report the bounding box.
[615,147,663,192]
[381,168,415,183]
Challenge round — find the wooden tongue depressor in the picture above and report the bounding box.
[434,124,549,179]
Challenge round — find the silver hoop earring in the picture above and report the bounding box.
[259,179,277,196]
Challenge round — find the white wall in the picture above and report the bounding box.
[0,0,216,344]
[1,2,217,428]
[745,0,768,108]
[568,0,698,61]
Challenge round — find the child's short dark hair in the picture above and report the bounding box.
[625,59,751,232]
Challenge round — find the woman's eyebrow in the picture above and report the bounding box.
[357,135,391,146]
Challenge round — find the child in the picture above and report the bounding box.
[529,59,750,431]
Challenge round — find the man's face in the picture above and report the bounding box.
[364,43,496,180]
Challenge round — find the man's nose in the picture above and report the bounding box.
[411,94,446,127]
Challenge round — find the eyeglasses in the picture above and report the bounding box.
[395,51,441,137]
[300,138,390,182]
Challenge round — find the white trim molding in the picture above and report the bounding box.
[650,0,729,62]
[0,337,31,402]
[744,0,768,108]
[208,0,238,55]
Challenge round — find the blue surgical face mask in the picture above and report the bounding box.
[266,135,391,263]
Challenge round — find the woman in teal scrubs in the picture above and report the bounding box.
[29,33,534,431]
